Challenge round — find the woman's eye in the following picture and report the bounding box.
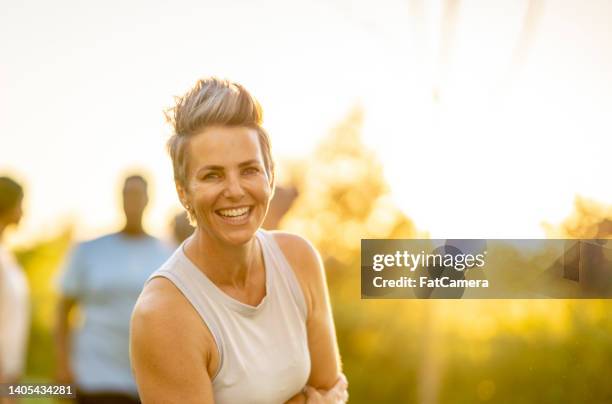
[202,172,220,180]
[242,167,259,175]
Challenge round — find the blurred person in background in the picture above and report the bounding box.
[55,175,172,404]
[0,177,29,400]
[171,211,194,246]
[598,219,612,238]
[130,78,347,404]
[262,185,298,230]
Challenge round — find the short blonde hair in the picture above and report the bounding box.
[165,77,275,189]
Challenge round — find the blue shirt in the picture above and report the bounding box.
[59,232,172,394]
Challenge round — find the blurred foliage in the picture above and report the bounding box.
[282,107,419,264]
[543,196,612,239]
[12,230,72,404]
[14,230,72,379]
[280,108,612,403]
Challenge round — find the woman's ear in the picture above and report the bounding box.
[270,170,276,190]
[268,170,276,200]
[176,181,197,226]
[176,182,189,210]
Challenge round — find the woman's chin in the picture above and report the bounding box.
[213,222,259,245]
[220,230,257,246]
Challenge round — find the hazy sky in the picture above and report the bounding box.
[1,0,611,245]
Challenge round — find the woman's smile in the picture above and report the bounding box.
[215,205,253,225]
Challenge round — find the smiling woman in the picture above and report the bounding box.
[179,126,273,246]
[130,77,348,404]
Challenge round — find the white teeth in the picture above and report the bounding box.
[218,207,249,217]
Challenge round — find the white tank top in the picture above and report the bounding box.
[148,230,311,403]
[0,244,30,380]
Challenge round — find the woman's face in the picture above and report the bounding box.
[180,126,273,246]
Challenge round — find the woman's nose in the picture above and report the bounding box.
[223,174,246,199]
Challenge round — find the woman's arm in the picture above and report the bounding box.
[274,233,345,390]
[130,277,215,404]
[54,296,76,383]
[285,375,349,404]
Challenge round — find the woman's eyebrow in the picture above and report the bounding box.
[238,159,261,167]
[196,165,224,174]
[196,160,260,174]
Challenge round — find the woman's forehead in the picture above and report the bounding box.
[188,126,264,167]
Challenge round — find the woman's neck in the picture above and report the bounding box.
[186,229,261,289]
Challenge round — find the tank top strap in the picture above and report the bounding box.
[148,253,227,380]
[256,230,308,321]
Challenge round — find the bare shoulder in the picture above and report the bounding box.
[271,232,325,314]
[132,277,214,353]
[272,232,318,259]
[134,277,190,312]
[272,231,322,277]
[131,277,215,403]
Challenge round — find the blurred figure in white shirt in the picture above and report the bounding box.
[0,176,29,397]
